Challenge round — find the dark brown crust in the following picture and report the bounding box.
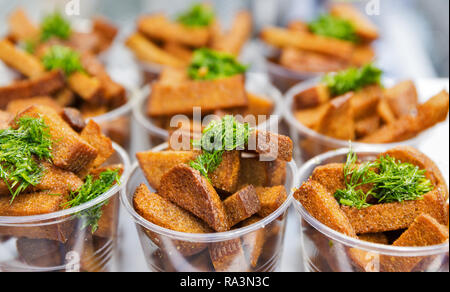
[159,165,230,232]
[61,107,86,132]
[255,186,287,218]
[209,151,240,193]
[251,131,293,162]
[223,185,261,227]
[238,157,287,188]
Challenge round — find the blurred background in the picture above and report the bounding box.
[0,0,448,79]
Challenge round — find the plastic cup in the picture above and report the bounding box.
[121,143,297,272]
[0,143,131,272]
[284,78,436,162]
[133,73,284,147]
[293,147,449,272]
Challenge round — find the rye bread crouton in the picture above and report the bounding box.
[80,120,114,172]
[294,179,357,238]
[383,80,418,118]
[294,84,330,109]
[380,214,449,272]
[159,165,230,232]
[238,157,286,188]
[209,239,249,272]
[223,185,261,227]
[330,3,379,41]
[13,105,98,174]
[351,85,383,120]
[209,151,240,193]
[316,93,355,140]
[6,96,62,115]
[0,39,44,78]
[61,107,86,132]
[0,110,12,129]
[250,131,293,162]
[255,186,287,218]
[293,103,332,130]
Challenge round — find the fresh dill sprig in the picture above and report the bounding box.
[190,116,253,180]
[322,63,382,96]
[64,169,121,233]
[177,3,215,27]
[309,14,359,43]
[188,48,247,81]
[40,12,72,42]
[41,45,85,76]
[0,117,53,203]
[334,149,434,209]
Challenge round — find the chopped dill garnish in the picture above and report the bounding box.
[0,117,53,203]
[41,45,85,76]
[309,14,359,43]
[64,169,121,233]
[40,12,72,42]
[190,116,253,180]
[334,149,434,209]
[322,63,382,96]
[188,48,247,80]
[177,3,215,27]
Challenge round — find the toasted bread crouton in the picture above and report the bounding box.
[380,214,449,272]
[159,165,229,232]
[224,185,261,227]
[359,114,417,143]
[251,131,293,162]
[0,190,66,216]
[230,92,274,118]
[0,110,12,129]
[351,45,375,67]
[342,189,447,234]
[80,120,114,171]
[294,103,330,129]
[14,105,98,173]
[61,107,86,132]
[384,80,418,118]
[415,90,449,132]
[148,74,248,116]
[241,216,266,268]
[16,238,64,268]
[294,180,357,237]
[7,9,40,43]
[211,11,252,55]
[92,17,118,52]
[209,239,249,272]
[6,96,62,115]
[33,162,83,193]
[238,157,287,188]
[134,184,212,256]
[355,115,380,139]
[358,233,389,245]
[162,42,193,63]
[210,151,241,193]
[255,186,287,218]
[352,85,383,120]
[67,72,103,104]
[0,39,44,78]
[280,48,348,73]
[138,14,210,48]
[377,98,397,124]
[294,84,330,109]
[0,71,65,109]
[330,3,379,41]
[316,93,355,140]
[381,146,448,200]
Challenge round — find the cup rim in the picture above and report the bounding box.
[284,77,436,149]
[0,143,131,225]
[132,72,284,140]
[294,147,450,257]
[120,142,297,243]
[90,86,139,124]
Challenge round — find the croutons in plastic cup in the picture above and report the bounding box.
[293,148,449,272]
[121,143,297,272]
[133,73,284,147]
[0,143,130,272]
[284,78,441,162]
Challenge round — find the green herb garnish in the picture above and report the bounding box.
[334,149,434,209]
[190,116,253,180]
[322,63,382,96]
[309,14,358,43]
[40,12,72,42]
[177,3,215,27]
[41,45,85,76]
[64,169,121,233]
[188,48,247,81]
[0,117,53,203]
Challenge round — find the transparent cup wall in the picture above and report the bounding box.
[0,144,130,272]
[122,144,297,272]
[294,148,449,272]
[133,73,284,148]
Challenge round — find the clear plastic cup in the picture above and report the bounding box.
[121,143,297,272]
[0,143,131,272]
[284,78,435,162]
[133,73,284,147]
[293,147,449,272]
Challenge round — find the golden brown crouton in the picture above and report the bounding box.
[211,11,252,55]
[280,48,348,73]
[138,14,210,48]
[0,71,65,109]
[159,165,229,232]
[251,131,293,162]
[224,185,261,227]
[352,85,383,120]
[316,93,355,140]
[255,186,287,218]
[384,80,418,118]
[61,107,86,132]
[238,157,287,188]
[0,39,44,78]
[7,9,40,43]
[294,84,330,109]
[377,98,397,125]
[355,115,381,139]
[209,151,241,193]
[358,233,389,245]
[163,42,193,63]
[241,216,266,268]
[294,180,357,237]
[380,214,449,272]
[6,96,62,115]
[209,239,249,272]
[228,92,274,119]
[13,105,98,174]
[66,72,103,104]
[330,3,379,41]
[148,74,248,116]
[351,45,376,67]
[0,110,12,129]
[342,189,447,234]
[294,103,330,130]
[80,120,114,171]
[414,90,449,133]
